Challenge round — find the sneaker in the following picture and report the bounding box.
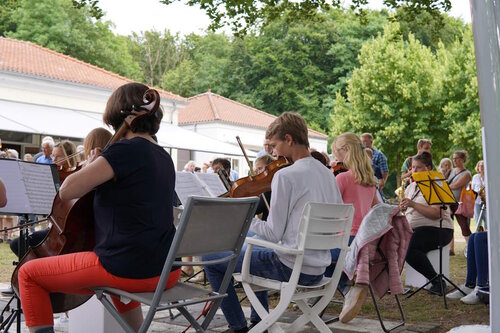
[447,285,474,300]
[339,284,368,323]
[428,279,447,296]
[461,286,481,305]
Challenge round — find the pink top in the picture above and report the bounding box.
[336,170,376,236]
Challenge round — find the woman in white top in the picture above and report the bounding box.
[400,152,454,295]
[471,160,485,226]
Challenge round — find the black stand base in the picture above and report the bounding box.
[406,270,465,309]
[0,294,22,333]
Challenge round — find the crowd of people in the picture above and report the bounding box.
[0,81,490,333]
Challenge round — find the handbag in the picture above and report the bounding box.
[456,184,475,218]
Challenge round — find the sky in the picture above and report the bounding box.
[99,0,472,37]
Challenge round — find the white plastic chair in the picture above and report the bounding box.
[235,202,354,333]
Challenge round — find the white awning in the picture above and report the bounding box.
[0,100,255,157]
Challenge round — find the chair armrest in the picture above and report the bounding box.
[245,237,302,255]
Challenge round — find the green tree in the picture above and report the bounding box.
[8,0,140,79]
[437,27,481,166]
[161,33,232,97]
[395,7,466,51]
[0,0,19,36]
[160,0,451,36]
[332,23,444,175]
[129,29,185,87]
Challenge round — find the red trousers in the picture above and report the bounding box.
[19,251,180,327]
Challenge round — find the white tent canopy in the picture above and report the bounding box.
[0,99,256,157]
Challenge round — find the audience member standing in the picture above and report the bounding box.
[448,150,472,256]
[401,139,432,180]
[35,137,55,164]
[361,133,389,194]
[471,160,486,227]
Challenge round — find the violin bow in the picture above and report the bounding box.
[236,136,270,211]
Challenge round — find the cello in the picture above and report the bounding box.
[11,89,161,313]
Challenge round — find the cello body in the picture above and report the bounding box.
[11,191,95,313]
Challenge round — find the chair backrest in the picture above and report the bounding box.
[298,202,354,251]
[172,196,260,258]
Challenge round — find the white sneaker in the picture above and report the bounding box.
[446,285,474,300]
[461,286,481,305]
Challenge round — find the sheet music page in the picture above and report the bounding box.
[0,160,57,215]
[196,173,228,197]
[0,159,30,214]
[175,172,209,205]
[19,162,57,214]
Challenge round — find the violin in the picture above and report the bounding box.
[229,156,290,198]
[11,89,161,313]
[332,161,348,176]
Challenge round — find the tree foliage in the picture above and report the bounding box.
[160,0,451,36]
[437,27,481,165]
[8,0,140,79]
[129,29,186,87]
[332,23,444,172]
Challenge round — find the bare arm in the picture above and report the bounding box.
[59,156,114,201]
[0,178,6,208]
[400,198,441,219]
[449,173,472,190]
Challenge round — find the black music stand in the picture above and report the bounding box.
[406,171,464,309]
[0,159,59,333]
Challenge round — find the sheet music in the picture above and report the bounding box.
[0,159,58,215]
[175,172,209,205]
[196,173,228,197]
[19,162,57,214]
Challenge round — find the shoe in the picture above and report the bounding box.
[461,286,481,305]
[428,279,447,296]
[0,286,14,296]
[339,284,368,323]
[447,285,474,300]
[222,326,248,333]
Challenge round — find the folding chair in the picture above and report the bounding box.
[235,202,354,333]
[92,195,259,333]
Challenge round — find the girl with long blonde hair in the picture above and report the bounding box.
[328,132,379,323]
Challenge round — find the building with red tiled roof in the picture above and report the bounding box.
[0,37,185,102]
[0,37,255,171]
[179,90,329,153]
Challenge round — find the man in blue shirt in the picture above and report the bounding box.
[35,137,54,164]
[361,133,389,193]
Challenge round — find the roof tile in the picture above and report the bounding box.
[0,37,186,102]
[179,90,327,139]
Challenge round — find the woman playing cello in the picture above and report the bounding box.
[18,83,181,333]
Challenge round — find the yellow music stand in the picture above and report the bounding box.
[411,171,456,205]
[407,171,463,308]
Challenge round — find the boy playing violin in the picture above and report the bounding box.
[203,112,342,333]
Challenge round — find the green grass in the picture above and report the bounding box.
[0,242,17,282]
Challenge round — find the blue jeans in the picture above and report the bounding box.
[203,245,323,331]
[324,235,355,291]
[466,232,488,287]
